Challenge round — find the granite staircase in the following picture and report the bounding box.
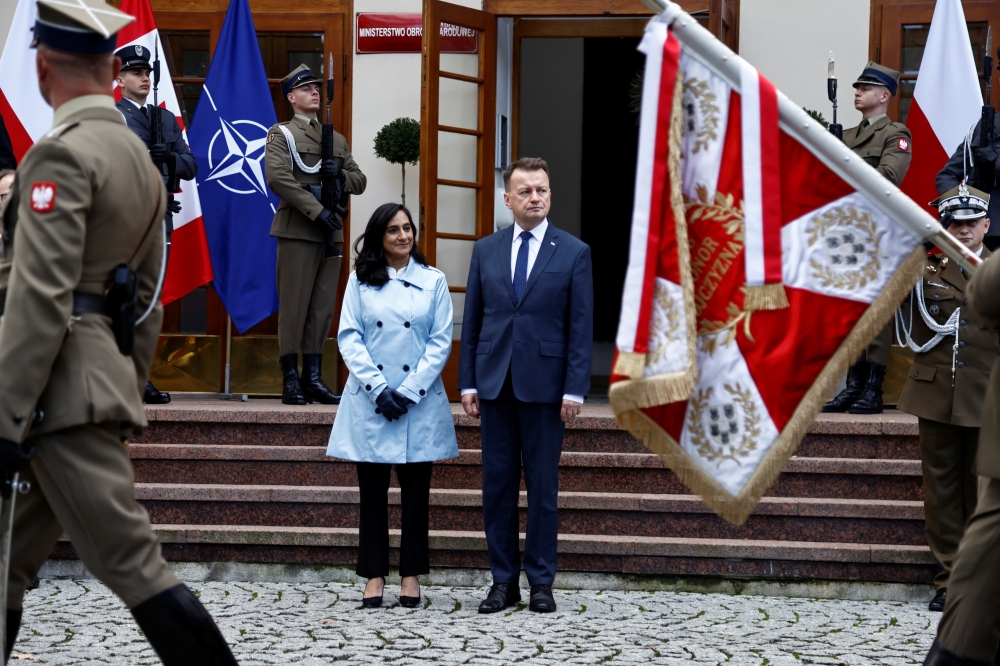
[54,402,935,586]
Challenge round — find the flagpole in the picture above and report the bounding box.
[224,314,232,395]
[640,0,983,274]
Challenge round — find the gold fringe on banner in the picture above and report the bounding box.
[743,283,789,312]
[612,246,924,525]
[611,63,698,408]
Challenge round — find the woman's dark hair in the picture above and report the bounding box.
[353,203,427,287]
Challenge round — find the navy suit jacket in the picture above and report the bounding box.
[459,222,593,403]
[115,100,197,181]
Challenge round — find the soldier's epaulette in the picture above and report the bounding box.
[41,122,80,141]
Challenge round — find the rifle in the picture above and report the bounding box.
[150,40,180,238]
[971,28,998,192]
[321,53,347,258]
[827,51,843,141]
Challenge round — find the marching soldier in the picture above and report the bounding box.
[925,199,1000,666]
[0,1,237,662]
[114,44,199,406]
[266,64,366,405]
[824,62,912,415]
[896,185,997,613]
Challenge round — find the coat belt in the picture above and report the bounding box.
[0,290,105,317]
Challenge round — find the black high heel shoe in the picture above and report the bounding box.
[362,577,385,608]
[399,581,421,609]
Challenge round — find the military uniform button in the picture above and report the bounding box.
[964,299,969,306]
[11,415,22,425]
[958,362,965,368]
[404,321,411,328]
[377,321,383,327]
[377,364,383,370]
[961,320,967,326]
[933,294,939,300]
[365,384,372,391]
[959,341,966,348]
[403,365,410,371]
[419,389,426,396]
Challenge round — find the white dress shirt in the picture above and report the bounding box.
[462,218,583,404]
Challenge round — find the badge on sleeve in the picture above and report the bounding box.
[898,138,909,152]
[267,133,275,143]
[30,182,56,213]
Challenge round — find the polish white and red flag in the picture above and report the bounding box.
[611,10,937,525]
[0,0,213,304]
[900,0,982,207]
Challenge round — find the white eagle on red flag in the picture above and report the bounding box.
[611,3,979,525]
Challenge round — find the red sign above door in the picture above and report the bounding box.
[356,13,478,54]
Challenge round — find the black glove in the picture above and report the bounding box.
[0,438,35,480]
[319,158,340,179]
[149,143,174,167]
[375,387,408,422]
[316,207,343,232]
[166,195,181,215]
[391,389,415,407]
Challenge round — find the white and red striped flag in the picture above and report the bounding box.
[610,7,972,525]
[900,0,982,207]
[0,0,213,304]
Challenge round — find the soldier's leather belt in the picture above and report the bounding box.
[0,291,105,317]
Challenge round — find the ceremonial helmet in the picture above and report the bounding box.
[852,62,900,96]
[929,183,990,222]
[31,0,135,55]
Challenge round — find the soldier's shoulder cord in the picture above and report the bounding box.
[276,124,320,175]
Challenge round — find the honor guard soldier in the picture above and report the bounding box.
[895,185,997,614]
[924,199,1000,666]
[266,64,366,405]
[824,62,912,415]
[114,43,198,406]
[0,1,238,662]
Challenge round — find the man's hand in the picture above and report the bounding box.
[319,159,340,179]
[560,399,582,423]
[461,392,480,418]
[166,196,181,215]
[149,143,173,167]
[315,208,342,232]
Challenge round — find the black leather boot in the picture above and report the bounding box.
[822,361,868,413]
[280,354,308,405]
[300,354,340,405]
[849,362,887,414]
[143,380,171,404]
[923,639,991,666]
[131,584,239,666]
[5,608,21,664]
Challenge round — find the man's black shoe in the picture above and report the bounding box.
[280,354,308,405]
[131,583,239,665]
[478,583,520,614]
[923,639,991,666]
[5,608,21,663]
[823,361,868,413]
[529,585,556,613]
[929,587,947,612]
[300,354,340,405]
[143,380,171,404]
[848,362,887,414]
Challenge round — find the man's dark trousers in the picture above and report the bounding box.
[480,369,564,585]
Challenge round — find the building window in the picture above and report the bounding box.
[257,33,325,122]
[161,31,209,128]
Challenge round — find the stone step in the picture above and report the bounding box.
[130,445,924,501]
[137,403,921,458]
[134,483,925,545]
[52,524,934,583]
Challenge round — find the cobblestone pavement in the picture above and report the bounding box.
[13,580,937,664]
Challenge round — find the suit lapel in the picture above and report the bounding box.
[938,259,966,290]
[120,102,150,131]
[517,224,559,304]
[496,225,517,307]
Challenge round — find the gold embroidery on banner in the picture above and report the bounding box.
[681,77,720,154]
[687,383,763,465]
[645,282,682,367]
[807,207,887,290]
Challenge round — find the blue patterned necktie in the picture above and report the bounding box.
[513,230,533,302]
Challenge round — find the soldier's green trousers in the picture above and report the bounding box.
[7,422,179,610]
[276,237,342,357]
[918,419,979,589]
[937,477,1000,661]
[858,322,893,366]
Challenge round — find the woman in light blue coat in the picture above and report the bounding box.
[328,203,458,609]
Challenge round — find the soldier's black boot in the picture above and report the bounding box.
[280,354,308,405]
[822,361,868,413]
[131,584,239,665]
[848,362,887,414]
[923,639,991,666]
[300,354,340,405]
[143,380,171,404]
[5,608,21,663]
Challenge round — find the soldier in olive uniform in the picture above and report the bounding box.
[896,185,997,613]
[824,62,912,415]
[924,201,1000,666]
[0,1,238,662]
[266,65,366,405]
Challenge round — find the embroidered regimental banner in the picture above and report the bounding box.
[609,7,959,525]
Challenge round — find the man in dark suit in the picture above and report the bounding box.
[0,114,15,171]
[459,157,593,614]
[114,45,198,405]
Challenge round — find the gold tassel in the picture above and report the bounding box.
[743,283,789,312]
[612,352,646,380]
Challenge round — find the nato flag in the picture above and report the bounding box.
[188,0,280,333]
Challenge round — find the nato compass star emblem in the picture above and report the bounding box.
[205,118,270,195]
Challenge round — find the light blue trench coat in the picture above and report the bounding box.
[327,258,459,464]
